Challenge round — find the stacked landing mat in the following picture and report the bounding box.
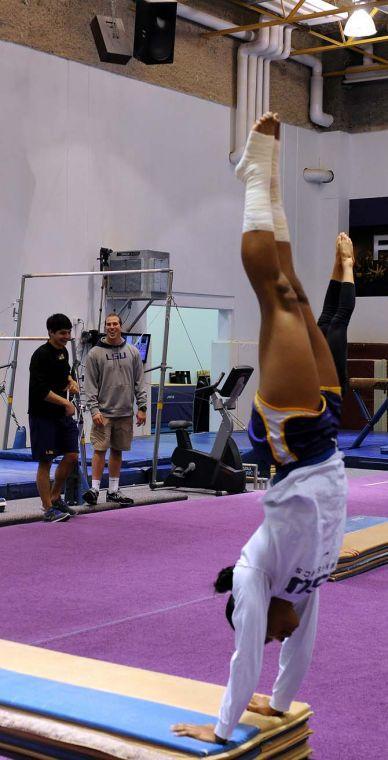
[330,516,388,581]
[0,640,313,759]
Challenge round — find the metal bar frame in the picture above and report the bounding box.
[2,268,174,493]
[151,270,174,486]
[352,389,372,422]
[324,62,388,77]
[126,299,155,333]
[206,0,388,36]
[291,33,388,56]
[69,338,89,493]
[351,396,388,448]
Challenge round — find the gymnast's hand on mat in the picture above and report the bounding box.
[171,723,225,744]
[247,694,284,718]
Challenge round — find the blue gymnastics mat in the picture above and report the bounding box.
[0,432,255,500]
[340,430,388,469]
[0,433,254,464]
[345,515,388,532]
[0,668,258,757]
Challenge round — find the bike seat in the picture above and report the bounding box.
[168,420,192,431]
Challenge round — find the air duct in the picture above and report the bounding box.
[292,55,334,128]
[303,167,334,183]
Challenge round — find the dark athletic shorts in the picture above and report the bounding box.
[29,415,79,462]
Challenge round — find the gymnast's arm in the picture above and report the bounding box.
[269,590,319,713]
[172,566,271,744]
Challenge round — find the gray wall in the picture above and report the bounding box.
[1,39,387,439]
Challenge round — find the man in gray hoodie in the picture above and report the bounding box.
[83,313,147,505]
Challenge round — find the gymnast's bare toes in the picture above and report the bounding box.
[252,112,279,137]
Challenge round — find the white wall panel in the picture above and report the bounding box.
[1,35,388,440]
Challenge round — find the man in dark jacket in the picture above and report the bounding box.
[29,313,79,522]
[83,313,147,506]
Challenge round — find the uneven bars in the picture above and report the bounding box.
[24,268,172,278]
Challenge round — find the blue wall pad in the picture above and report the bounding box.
[345,515,388,533]
[0,669,258,757]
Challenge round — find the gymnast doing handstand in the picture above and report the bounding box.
[172,113,347,745]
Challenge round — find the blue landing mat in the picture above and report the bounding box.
[0,433,253,464]
[0,432,255,500]
[1,430,388,500]
[0,669,258,757]
[345,515,388,533]
[340,430,388,469]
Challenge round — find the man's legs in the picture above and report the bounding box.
[92,450,106,485]
[106,448,134,504]
[36,459,70,522]
[51,452,79,502]
[108,448,122,482]
[238,114,321,409]
[83,449,106,505]
[36,461,53,509]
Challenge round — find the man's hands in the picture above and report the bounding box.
[92,412,105,427]
[171,723,225,744]
[93,411,145,426]
[136,410,146,427]
[64,401,76,417]
[247,694,284,718]
[67,378,79,395]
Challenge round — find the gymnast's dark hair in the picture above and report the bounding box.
[214,566,235,630]
[46,313,72,333]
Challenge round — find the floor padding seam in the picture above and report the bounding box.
[28,594,216,646]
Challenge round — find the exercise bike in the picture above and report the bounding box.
[163,365,254,494]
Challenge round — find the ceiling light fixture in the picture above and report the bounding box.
[344,6,377,37]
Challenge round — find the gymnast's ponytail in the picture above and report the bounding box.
[214,565,234,593]
[214,565,235,630]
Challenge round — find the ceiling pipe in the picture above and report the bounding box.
[262,27,282,115]
[344,68,388,83]
[262,26,293,114]
[342,43,388,82]
[230,28,271,164]
[363,43,374,67]
[176,5,334,137]
[248,18,275,124]
[247,53,259,129]
[176,3,254,41]
[292,55,334,128]
[303,167,334,183]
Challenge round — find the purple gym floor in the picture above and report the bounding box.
[1,474,387,759]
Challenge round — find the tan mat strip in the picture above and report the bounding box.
[0,640,311,729]
[339,523,388,559]
[0,642,313,758]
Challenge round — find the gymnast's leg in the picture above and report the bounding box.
[238,113,322,411]
[266,128,339,392]
[318,234,356,394]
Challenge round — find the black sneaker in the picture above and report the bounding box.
[43,507,70,523]
[106,490,134,505]
[82,487,99,506]
[52,497,76,517]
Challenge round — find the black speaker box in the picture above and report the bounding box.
[133,1,177,65]
[90,15,131,65]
